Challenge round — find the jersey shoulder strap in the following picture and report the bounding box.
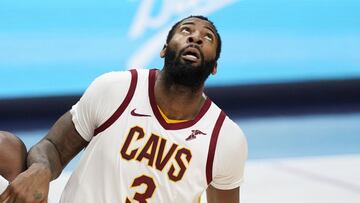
[94,69,138,136]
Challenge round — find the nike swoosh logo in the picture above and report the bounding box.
[131,108,151,117]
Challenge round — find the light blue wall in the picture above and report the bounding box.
[1,0,359,98]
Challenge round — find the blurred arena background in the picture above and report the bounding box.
[1,0,360,202]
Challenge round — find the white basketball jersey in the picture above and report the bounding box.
[0,175,8,194]
[61,69,247,203]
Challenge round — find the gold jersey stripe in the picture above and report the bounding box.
[157,106,189,124]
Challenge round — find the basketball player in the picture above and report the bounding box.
[0,15,247,203]
[0,131,27,195]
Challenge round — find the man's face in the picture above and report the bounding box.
[161,17,219,89]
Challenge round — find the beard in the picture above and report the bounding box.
[163,45,216,91]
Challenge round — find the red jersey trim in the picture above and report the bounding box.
[148,69,212,130]
[206,111,226,185]
[93,69,138,136]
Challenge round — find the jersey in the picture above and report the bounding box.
[0,175,8,194]
[61,69,247,203]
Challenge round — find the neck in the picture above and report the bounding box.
[154,69,206,120]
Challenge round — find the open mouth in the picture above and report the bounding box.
[181,47,201,63]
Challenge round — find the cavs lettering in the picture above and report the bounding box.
[61,69,247,203]
[121,126,192,182]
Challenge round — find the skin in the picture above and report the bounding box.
[0,113,88,203]
[157,18,218,121]
[0,17,240,203]
[159,18,239,203]
[0,131,27,182]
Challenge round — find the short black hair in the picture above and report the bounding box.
[166,15,222,61]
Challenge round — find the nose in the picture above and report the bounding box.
[187,32,203,46]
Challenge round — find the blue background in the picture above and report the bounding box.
[1,0,359,98]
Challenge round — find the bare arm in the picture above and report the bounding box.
[206,185,240,203]
[28,111,88,179]
[0,111,88,203]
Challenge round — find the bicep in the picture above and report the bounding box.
[206,185,240,203]
[45,111,88,166]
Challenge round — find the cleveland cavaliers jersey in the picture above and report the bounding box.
[61,69,247,203]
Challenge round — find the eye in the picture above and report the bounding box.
[181,27,190,34]
[204,34,213,42]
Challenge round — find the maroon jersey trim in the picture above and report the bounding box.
[148,69,212,130]
[206,111,226,185]
[93,69,138,136]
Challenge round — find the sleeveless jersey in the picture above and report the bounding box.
[61,69,247,203]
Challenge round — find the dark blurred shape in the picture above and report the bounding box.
[206,78,360,117]
[1,78,360,131]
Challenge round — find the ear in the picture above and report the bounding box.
[160,44,167,58]
[211,63,218,75]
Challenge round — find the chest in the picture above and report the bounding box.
[97,112,213,176]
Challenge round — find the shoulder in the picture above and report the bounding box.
[91,68,150,89]
[0,131,26,153]
[219,116,247,151]
[0,131,27,181]
[209,105,247,164]
[209,102,246,147]
[222,116,245,138]
[210,115,248,189]
[86,70,141,98]
[92,70,132,87]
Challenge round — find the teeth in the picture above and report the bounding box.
[185,54,198,59]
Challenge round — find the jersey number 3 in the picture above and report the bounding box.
[125,175,156,203]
